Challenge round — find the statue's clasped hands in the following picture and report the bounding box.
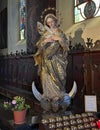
[52,35,61,42]
[44,35,61,43]
[44,36,53,43]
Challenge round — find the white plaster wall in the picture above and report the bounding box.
[82,17,100,42]
[8,0,26,54]
[66,17,100,46]
[56,0,74,32]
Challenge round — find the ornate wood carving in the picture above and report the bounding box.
[0,50,100,112]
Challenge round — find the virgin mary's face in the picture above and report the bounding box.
[46,17,56,28]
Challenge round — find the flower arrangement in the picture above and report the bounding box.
[3,96,30,111]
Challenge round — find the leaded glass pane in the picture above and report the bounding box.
[19,0,26,40]
[74,0,100,23]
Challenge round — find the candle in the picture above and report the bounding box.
[97,120,100,128]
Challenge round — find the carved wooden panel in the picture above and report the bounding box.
[69,50,100,112]
[84,50,100,111]
[91,52,100,111]
[0,55,39,92]
[91,62,100,95]
[0,50,100,112]
[71,51,85,113]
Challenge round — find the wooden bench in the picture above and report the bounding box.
[0,54,42,114]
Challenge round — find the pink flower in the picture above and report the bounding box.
[12,100,16,105]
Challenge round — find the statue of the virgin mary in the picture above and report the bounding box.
[32,9,77,113]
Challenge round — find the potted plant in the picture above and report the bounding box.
[3,96,30,124]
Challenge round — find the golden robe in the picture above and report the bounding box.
[34,28,69,100]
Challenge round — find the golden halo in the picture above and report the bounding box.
[40,7,63,25]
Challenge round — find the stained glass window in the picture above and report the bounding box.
[74,0,100,23]
[75,0,87,5]
[19,0,26,40]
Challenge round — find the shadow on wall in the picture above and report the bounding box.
[66,17,100,47]
[69,28,85,48]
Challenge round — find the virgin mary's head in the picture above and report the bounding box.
[44,14,59,28]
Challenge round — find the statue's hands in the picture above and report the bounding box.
[51,35,61,42]
[44,37,53,43]
[44,35,61,43]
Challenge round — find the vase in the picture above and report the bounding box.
[13,109,26,124]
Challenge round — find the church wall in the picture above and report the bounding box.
[56,0,74,32]
[0,0,100,54]
[66,16,100,47]
[57,0,100,48]
[7,0,49,54]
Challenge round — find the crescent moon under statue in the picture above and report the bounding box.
[32,81,77,112]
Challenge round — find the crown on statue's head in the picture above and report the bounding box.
[40,7,63,25]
